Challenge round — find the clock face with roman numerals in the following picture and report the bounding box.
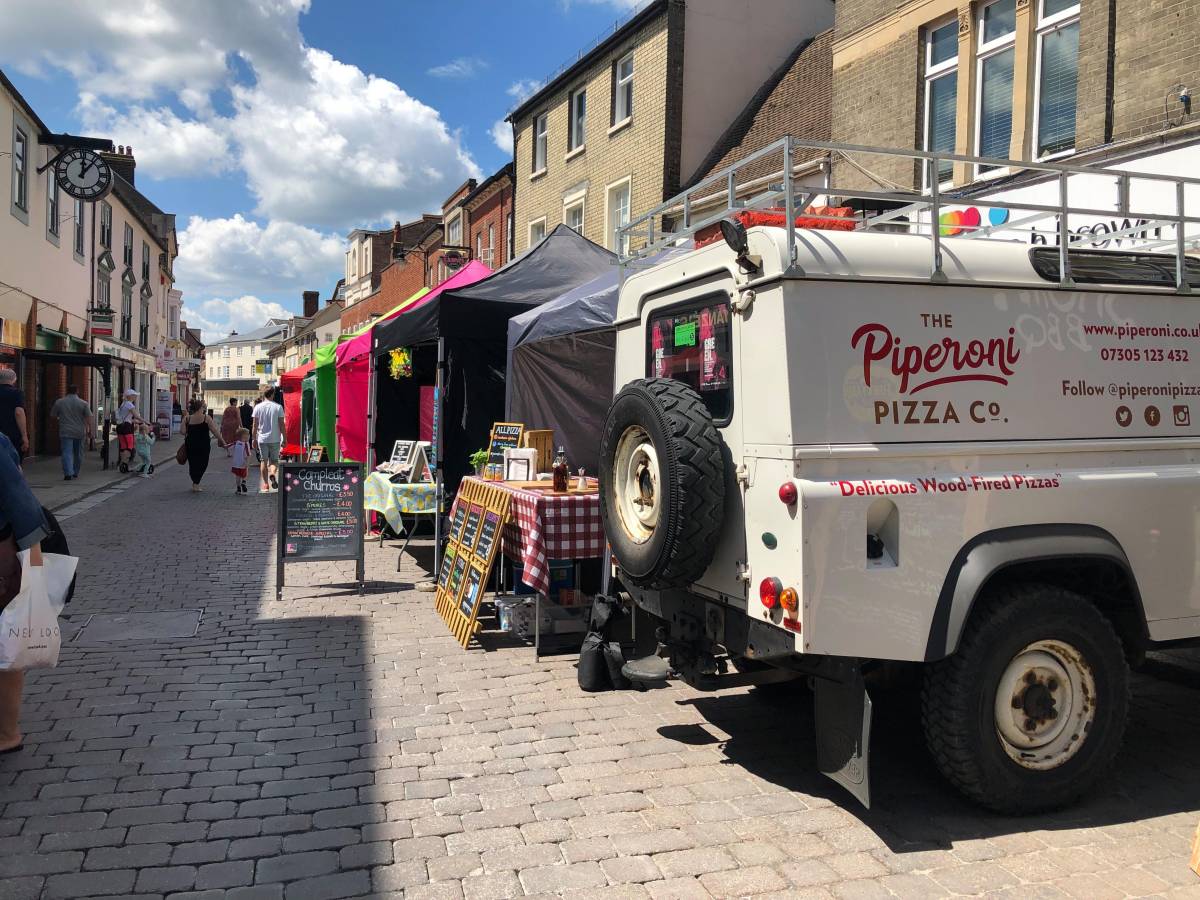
[54,149,113,201]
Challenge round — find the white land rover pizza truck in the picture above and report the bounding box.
[598,139,1200,813]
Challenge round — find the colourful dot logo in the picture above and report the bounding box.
[938,207,1007,236]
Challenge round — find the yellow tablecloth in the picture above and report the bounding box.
[364,472,437,531]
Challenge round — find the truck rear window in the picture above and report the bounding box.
[1029,247,1200,288]
[647,296,732,422]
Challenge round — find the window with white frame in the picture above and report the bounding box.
[533,113,548,172]
[224,365,230,378]
[123,223,134,267]
[476,232,482,259]
[975,0,1017,173]
[568,87,587,152]
[612,52,634,126]
[1035,0,1080,157]
[11,123,28,215]
[237,365,243,376]
[223,346,230,358]
[924,19,958,185]
[120,282,133,342]
[528,218,546,246]
[97,272,111,309]
[564,195,585,234]
[142,241,150,280]
[606,179,631,254]
[73,199,84,256]
[446,212,462,246]
[100,202,112,248]
[487,224,494,261]
[46,172,60,237]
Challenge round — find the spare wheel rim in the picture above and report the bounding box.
[613,425,661,544]
[993,639,1096,771]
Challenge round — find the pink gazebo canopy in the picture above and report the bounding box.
[334,260,492,462]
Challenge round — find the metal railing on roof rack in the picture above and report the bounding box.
[616,138,1200,293]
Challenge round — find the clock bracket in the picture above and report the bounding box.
[35,133,116,175]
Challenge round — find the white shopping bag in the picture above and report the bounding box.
[0,550,77,670]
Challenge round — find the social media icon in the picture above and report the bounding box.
[1115,406,1132,427]
[1145,406,1161,426]
[1174,405,1191,427]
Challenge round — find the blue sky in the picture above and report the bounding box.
[0,0,642,339]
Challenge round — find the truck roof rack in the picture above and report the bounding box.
[617,138,1200,294]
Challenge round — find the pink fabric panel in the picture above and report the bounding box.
[336,356,370,462]
[419,386,434,444]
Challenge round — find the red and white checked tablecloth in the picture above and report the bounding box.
[498,481,604,595]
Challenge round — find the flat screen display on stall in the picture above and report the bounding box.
[276,462,365,597]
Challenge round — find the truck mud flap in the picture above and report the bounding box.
[814,669,872,809]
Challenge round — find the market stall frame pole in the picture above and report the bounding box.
[365,347,377,533]
[433,336,445,579]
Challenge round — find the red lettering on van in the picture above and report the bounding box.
[851,323,1020,394]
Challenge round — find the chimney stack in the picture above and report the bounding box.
[101,144,136,186]
[302,290,319,318]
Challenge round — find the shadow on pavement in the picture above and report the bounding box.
[670,651,1200,854]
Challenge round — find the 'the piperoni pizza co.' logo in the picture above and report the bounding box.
[851,323,1021,394]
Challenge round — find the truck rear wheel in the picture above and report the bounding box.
[921,583,1129,814]
[600,378,724,589]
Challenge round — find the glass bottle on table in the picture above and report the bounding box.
[552,446,569,492]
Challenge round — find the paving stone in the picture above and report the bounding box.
[172,840,230,865]
[134,865,199,893]
[83,843,172,870]
[603,855,663,884]
[282,869,371,900]
[652,848,737,879]
[195,859,255,889]
[228,836,283,860]
[519,861,608,893]
[43,869,136,899]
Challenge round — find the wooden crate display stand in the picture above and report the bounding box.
[435,479,513,648]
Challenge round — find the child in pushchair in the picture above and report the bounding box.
[132,424,156,477]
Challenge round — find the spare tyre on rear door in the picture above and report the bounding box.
[600,378,724,589]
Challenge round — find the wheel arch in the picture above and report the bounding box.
[925,524,1148,662]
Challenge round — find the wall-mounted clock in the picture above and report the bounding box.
[54,148,113,201]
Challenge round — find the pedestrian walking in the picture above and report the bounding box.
[252,387,285,493]
[0,431,50,754]
[132,424,156,478]
[49,384,93,481]
[229,427,251,495]
[239,397,253,432]
[220,398,240,457]
[181,398,225,492]
[115,389,148,472]
[0,368,29,460]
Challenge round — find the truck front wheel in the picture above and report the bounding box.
[921,583,1129,814]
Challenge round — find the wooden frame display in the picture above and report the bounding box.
[307,444,327,463]
[434,478,513,648]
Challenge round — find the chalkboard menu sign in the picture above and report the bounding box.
[459,564,484,618]
[276,463,365,598]
[487,422,524,465]
[448,553,467,596]
[438,546,456,591]
[449,503,467,542]
[461,505,483,551]
[476,511,500,561]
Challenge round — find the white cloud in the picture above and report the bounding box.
[175,214,343,300]
[427,57,487,79]
[490,121,513,154]
[0,0,310,102]
[77,94,231,179]
[0,1,481,230]
[506,79,543,102]
[181,294,291,344]
[231,48,481,228]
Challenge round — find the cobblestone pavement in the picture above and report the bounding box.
[3,469,1200,899]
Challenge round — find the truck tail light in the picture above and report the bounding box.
[778,481,798,505]
[759,577,782,609]
[780,587,798,612]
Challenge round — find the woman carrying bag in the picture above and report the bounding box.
[180,399,225,492]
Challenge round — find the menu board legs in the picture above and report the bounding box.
[276,462,366,600]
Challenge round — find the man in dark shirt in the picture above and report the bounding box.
[239,398,253,431]
[0,368,28,458]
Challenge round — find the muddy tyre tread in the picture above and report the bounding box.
[921,582,1130,814]
[600,378,724,589]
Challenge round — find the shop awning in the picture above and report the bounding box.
[21,349,119,395]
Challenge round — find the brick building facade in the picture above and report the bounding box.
[339,217,442,332]
[831,0,1200,191]
[508,0,834,255]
